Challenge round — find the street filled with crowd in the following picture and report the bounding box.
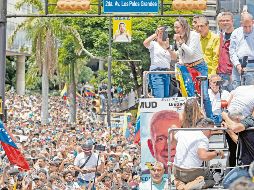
[1,8,254,190]
[0,93,140,190]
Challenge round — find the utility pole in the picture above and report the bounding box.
[0,0,7,121]
[107,17,112,137]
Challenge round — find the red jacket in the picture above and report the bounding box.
[217,33,233,74]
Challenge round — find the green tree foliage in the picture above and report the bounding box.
[10,0,199,96]
[5,57,16,91]
[61,4,199,94]
[63,17,171,94]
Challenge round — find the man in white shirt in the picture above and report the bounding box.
[74,139,101,188]
[208,75,231,125]
[113,22,131,42]
[227,84,254,118]
[63,170,82,190]
[229,12,254,89]
[139,161,168,190]
[224,80,254,167]
[173,118,224,190]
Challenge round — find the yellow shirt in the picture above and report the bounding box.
[200,31,220,76]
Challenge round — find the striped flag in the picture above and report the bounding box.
[0,121,30,170]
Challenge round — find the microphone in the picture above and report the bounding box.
[173,40,178,51]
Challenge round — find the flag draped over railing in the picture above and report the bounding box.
[176,64,201,97]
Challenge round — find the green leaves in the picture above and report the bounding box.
[15,0,43,11]
[10,0,199,94]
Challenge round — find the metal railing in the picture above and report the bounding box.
[142,70,177,98]
[167,127,254,190]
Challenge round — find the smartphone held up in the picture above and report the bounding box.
[162,26,170,41]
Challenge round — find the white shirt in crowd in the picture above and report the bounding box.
[65,182,81,190]
[177,31,203,64]
[208,89,231,115]
[174,131,209,169]
[74,152,101,181]
[227,85,254,117]
[139,178,168,190]
[229,26,254,67]
[148,41,171,70]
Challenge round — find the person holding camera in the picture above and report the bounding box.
[208,75,231,125]
[229,12,254,89]
[74,139,101,188]
[143,26,177,98]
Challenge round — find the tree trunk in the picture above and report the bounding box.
[69,62,76,123]
[129,61,141,96]
[41,61,49,125]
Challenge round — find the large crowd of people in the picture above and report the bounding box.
[1,10,254,190]
[0,93,140,190]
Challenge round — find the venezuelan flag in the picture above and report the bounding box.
[0,121,30,170]
[60,83,68,97]
[84,89,95,97]
[186,67,201,95]
[176,64,196,97]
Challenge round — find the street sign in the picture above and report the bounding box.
[103,0,159,13]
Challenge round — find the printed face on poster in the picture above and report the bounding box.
[140,97,188,182]
[113,17,131,43]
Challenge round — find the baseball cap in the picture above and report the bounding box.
[81,139,93,150]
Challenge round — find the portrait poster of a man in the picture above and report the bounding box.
[113,17,132,43]
[140,98,188,182]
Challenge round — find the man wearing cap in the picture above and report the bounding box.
[49,160,60,174]
[74,139,101,188]
[139,161,168,190]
